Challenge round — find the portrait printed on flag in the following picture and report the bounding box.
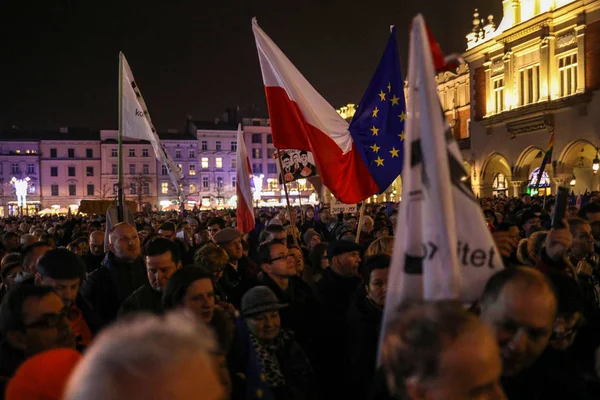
[277,149,317,183]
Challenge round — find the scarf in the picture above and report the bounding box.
[248,330,292,388]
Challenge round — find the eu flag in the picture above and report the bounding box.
[349,26,406,193]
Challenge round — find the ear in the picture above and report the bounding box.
[261,262,271,274]
[405,376,428,400]
[6,330,27,352]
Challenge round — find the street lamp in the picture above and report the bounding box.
[570,175,576,187]
[594,154,600,174]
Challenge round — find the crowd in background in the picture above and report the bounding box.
[0,195,599,399]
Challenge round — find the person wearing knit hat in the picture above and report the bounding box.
[5,348,81,400]
[303,229,321,251]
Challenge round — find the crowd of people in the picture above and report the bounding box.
[0,196,599,399]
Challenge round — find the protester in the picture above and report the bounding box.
[304,242,328,285]
[35,249,103,348]
[119,237,181,317]
[21,242,52,277]
[208,217,226,239]
[380,300,504,400]
[287,245,305,277]
[0,254,22,300]
[83,231,105,274]
[82,223,148,322]
[63,312,225,400]
[303,229,321,252]
[365,236,394,258]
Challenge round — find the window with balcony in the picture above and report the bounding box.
[87,184,95,196]
[50,148,57,158]
[252,149,262,159]
[493,78,504,114]
[129,164,136,175]
[216,158,222,169]
[69,185,76,196]
[559,53,578,97]
[216,141,222,151]
[111,148,118,157]
[51,167,58,177]
[202,157,209,169]
[189,150,195,159]
[231,141,237,152]
[51,185,59,196]
[143,164,150,174]
[202,140,208,151]
[202,177,209,188]
[86,148,93,158]
[267,163,278,174]
[68,166,76,177]
[68,149,75,158]
[162,182,169,194]
[252,134,262,144]
[27,164,34,174]
[518,65,540,106]
[112,164,118,175]
[129,149,136,157]
[162,165,168,176]
[142,148,149,157]
[86,166,94,177]
[189,164,196,176]
[175,150,182,159]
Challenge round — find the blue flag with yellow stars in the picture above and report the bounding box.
[349,26,406,192]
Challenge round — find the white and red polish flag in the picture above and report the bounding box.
[235,123,255,234]
[252,19,380,204]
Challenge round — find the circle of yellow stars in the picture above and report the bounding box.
[369,82,405,167]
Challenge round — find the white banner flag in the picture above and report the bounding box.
[384,15,503,317]
[120,52,183,195]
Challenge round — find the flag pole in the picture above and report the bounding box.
[276,151,299,246]
[355,201,366,244]
[117,52,125,222]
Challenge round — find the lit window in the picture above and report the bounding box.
[519,64,540,106]
[189,184,197,193]
[268,178,279,190]
[162,182,169,194]
[559,54,578,97]
[231,159,236,169]
[252,149,262,159]
[493,78,504,114]
[202,157,209,169]
[15,150,21,154]
[189,164,196,176]
[216,158,222,169]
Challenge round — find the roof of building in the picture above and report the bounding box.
[157,132,197,141]
[0,128,101,141]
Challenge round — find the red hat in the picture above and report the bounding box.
[6,348,81,400]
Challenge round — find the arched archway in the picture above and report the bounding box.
[558,140,599,193]
[513,146,551,196]
[480,153,512,197]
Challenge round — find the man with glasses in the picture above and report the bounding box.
[0,285,75,391]
[256,240,319,350]
[82,223,148,323]
[83,231,105,274]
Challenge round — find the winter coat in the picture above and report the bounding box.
[220,256,259,309]
[118,284,163,318]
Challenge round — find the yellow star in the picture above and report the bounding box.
[372,107,379,118]
[379,90,386,101]
[370,143,380,153]
[390,147,400,158]
[398,131,405,140]
[387,82,391,92]
[399,111,407,121]
[390,95,400,106]
[375,156,385,167]
[370,126,379,136]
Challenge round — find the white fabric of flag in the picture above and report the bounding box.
[120,53,183,194]
[384,15,503,317]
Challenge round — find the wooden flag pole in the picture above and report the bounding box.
[276,151,299,247]
[117,52,125,222]
[355,202,367,244]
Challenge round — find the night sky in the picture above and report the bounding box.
[1,0,502,132]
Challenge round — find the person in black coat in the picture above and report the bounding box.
[81,223,149,323]
[83,231,105,274]
[313,240,362,398]
[345,254,390,400]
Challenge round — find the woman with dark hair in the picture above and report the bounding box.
[299,205,316,235]
[304,242,328,285]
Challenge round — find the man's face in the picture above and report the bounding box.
[199,213,208,223]
[264,244,297,278]
[208,224,221,239]
[268,231,287,243]
[292,154,299,164]
[480,282,556,376]
[586,212,600,223]
[146,251,179,292]
[158,229,176,241]
[283,158,291,168]
[16,293,75,356]
[414,324,505,400]
[550,312,582,350]
[571,223,594,257]
[25,246,51,275]
[182,278,216,323]
[508,226,520,241]
[319,210,330,224]
[333,251,361,277]
[222,237,244,261]
[39,277,80,308]
[109,225,141,261]
[3,266,22,288]
[366,268,389,307]
[309,235,321,249]
[289,248,304,276]
[301,154,308,163]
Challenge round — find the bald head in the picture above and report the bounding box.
[89,231,105,256]
[64,312,224,400]
[108,223,140,261]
